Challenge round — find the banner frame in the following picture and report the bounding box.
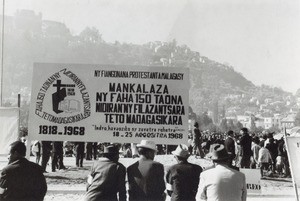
[284,128,299,201]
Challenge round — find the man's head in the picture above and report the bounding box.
[8,141,26,163]
[253,136,260,145]
[240,127,248,135]
[227,130,234,137]
[103,144,119,162]
[172,144,190,162]
[194,122,199,128]
[137,140,157,160]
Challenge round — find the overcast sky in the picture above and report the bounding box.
[5,0,300,93]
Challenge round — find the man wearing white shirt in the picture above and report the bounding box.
[198,144,247,201]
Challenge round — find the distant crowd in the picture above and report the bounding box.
[29,123,291,178]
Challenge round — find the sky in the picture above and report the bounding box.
[4,0,300,93]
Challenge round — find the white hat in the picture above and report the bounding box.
[136,140,157,151]
[172,144,190,158]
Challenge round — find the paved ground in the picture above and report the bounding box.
[0,155,298,201]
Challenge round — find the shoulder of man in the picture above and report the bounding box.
[116,161,126,169]
[192,163,203,172]
[1,159,23,173]
[24,159,44,172]
[151,160,164,167]
[127,160,139,170]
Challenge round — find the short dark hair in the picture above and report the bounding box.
[241,127,248,133]
[253,136,260,144]
[10,141,26,156]
[227,130,234,136]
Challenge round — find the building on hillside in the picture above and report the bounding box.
[254,117,264,128]
[263,117,275,129]
[273,114,283,127]
[42,20,70,37]
[296,97,300,107]
[264,98,273,104]
[236,115,251,128]
[280,114,296,129]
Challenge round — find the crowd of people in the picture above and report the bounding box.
[191,125,291,179]
[0,124,291,201]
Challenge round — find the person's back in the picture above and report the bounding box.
[240,134,252,156]
[199,164,246,201]
[85,159,126,201]
[0,141,47,201]
[224,131,236,160]
[198,144,246,201]
[84,145,126,201]
[127,140,165,201]
[127,159,165,201]
[239,128,252,168]
[167,162,202,201]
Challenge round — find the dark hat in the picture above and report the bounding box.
[103,145,119,155]
[207,144,230,162]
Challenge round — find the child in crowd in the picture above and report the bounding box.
[276,153,284,176]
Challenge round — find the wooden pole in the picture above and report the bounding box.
[283,127,299,201]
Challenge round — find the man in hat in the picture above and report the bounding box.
[84,144,126,201]
[0,141,47,200]
[198,144,247,201]
[166,144,202,201]
[127,140,165,201]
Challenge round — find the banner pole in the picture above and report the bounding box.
[0,0,4,106]
[284,127,299,201]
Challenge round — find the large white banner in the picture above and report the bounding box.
[28,63,189,144]
[286,137,300,184]
[0,107,19,154]
[240,168,261,194]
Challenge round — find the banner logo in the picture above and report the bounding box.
[35,68,91,124]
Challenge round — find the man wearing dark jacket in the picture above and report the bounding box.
[0,141,47,200]
[239,127,252,168]
[224,130,236,162]
[166,144,202,201]
[127,140,165,201]
[84,144,126,201]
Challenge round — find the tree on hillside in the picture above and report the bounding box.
[219,118,228,133]
[227,119,235,131]
[206,123,218,133]
[199,112,213,128]
[250,115,257,133]
[235,121,243,132]
[79,27,103,43]
[295,89,300,97]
